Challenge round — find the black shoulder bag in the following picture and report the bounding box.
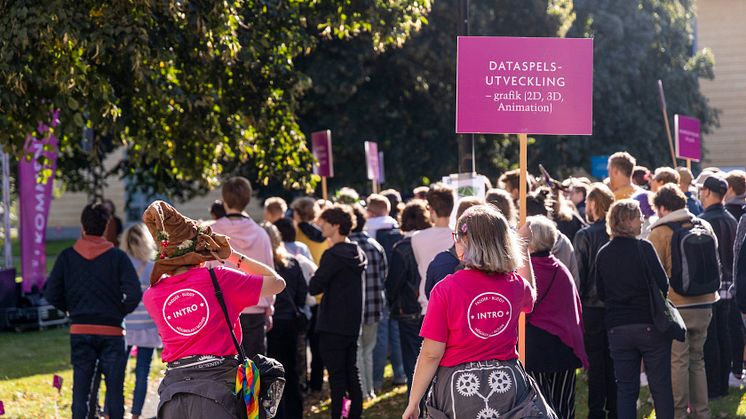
[209,268,285,419]
[636,243,687,342]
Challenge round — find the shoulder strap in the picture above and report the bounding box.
[209,268,247,360]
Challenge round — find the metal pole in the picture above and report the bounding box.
[1,152,12,268]
[457,0,475,174]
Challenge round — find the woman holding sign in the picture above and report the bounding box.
[402,205,557,419]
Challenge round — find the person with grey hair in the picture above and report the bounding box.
[524,216,587,419]
[402,205,557,419]
[597,200,674,419]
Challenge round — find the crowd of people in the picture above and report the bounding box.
[41,150,746,419]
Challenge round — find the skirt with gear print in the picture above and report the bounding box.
[425,359,558,419]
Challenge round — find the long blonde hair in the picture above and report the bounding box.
[121,223,157,262]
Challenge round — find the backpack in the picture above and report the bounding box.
[375,227,403,262]
[666,219,721,296]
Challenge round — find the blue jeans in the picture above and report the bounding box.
[70,334,127,419]
[373,310,406,388]
[396,315,423,389]
[127,346,154,415]
[608,324,673,419]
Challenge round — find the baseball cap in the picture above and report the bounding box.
[702,175,728,196]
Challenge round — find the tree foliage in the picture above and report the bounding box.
[297,0,575,193]
[0,0,430,200]
[533,0,718,176]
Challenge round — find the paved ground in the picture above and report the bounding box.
[140,376,161,419]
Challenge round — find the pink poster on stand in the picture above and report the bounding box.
[456,36,593,135]
[311,130,334,177]
[364,141,380,181]
[19,111,59,294]
[675,115,701,162]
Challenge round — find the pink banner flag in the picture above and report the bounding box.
[0,400,5,415]
[311,130,334,178]
[675,115,701,162]
[364,142,380,181]
[456,36,593,135]
[19,110,59,294]
[53,374,63,392]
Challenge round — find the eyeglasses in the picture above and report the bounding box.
[452,231,463,242]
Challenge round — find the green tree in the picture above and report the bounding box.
[297,0,574,193]
[0,0,430,200]
[532,0,718,176]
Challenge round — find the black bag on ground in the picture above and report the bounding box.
[665,219,721,296]
[209,268,286,419]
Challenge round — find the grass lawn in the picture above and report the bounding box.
[3,327,744,418]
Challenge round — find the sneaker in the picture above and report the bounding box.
[393,377,408,386]
[728,372,744,388]
[640,372,648,387]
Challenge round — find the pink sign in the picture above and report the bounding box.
[456,36,593,135]
[19,110,59,294]
[311,130,334,178]
[53,374,63,392]
[364,141,380,181]
[675,115,701,162]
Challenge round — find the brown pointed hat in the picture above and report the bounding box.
[142,200,231,285]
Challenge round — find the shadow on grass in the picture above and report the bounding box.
[0,327,71,380]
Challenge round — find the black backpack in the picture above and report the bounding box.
[666,219,721,296]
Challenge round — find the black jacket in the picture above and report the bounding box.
[700,204,738,286]
[308,241,366,337]
[425,246,462,299]
[385,237,422,318]
[573,221,610,308]
[596,237,669,329]
[44,247,141,327]
[274,257,308,321]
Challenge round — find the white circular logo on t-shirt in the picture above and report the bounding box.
[162,288,210,336]
[467,292,512,339]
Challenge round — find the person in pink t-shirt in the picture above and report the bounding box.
[141,201,285,418]
[403,205,558,419]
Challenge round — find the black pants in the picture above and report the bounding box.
[704,299,731,398]
[308,306,325,391]
[318,332,363,419]
[70,334,127,419]
[267,318,304,419]
[728,298,745,376]
[239,313,266,358]
[608,324,673,419]
[583,308,617,419]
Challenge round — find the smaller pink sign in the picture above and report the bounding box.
[365,141,380,181]
[456,36,593,135]
[378,152,385,183]
[311,130,334,178]
[53,374,63,393]
[0,400,5,415]
[675,115,701,162]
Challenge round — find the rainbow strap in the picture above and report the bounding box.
[236,358,261,419]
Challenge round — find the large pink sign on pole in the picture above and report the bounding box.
[364,141,380,181]
[675,115,701,162]
[19,111,59,293]
[311,130,334,177]
[456,36,593,135]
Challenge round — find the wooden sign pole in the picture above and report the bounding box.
[518,133,528,364]
[321,176,328,202]
[686,158,692,172]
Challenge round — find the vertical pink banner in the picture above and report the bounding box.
[364,141,379,181]
[19,111,59,294]
[456,36,593,135]
[675,115,701,162]
[311,130,334,177]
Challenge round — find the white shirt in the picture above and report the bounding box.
[411,226,453,314]
[364,215,399,240]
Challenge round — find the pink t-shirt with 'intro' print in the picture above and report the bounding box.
[143,266,262,362]
[420,269,534,367]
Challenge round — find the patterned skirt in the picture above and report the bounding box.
[426,359,558,419]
